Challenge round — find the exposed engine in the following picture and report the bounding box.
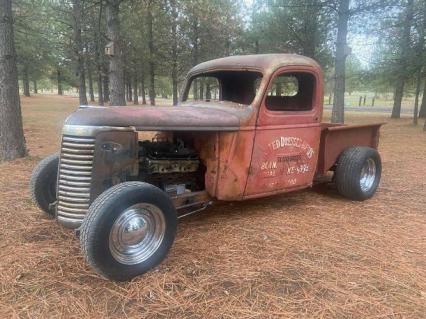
[139,139,199,174]
[138,137,204,195]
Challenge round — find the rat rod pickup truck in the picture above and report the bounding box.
[30,54,383,281]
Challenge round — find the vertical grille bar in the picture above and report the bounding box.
[57,135,95,228]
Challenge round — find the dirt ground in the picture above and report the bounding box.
[0,95,425,318]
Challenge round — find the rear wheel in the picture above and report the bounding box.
[335,147,381,201]
[80,182,177,281]
[29,153,59,217]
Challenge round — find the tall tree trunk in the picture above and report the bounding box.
[33,79,37,94]
[413,72,422,125]
[392,83,405,119]
[147,4,155,105]
[0,0,26,160]
[72,0,88,105]
[87,61,95,102]
[103,63,110,102]
[124,70,128,100]
[133,72,138,105]
[138,14,146,106]
[123,61,128,100]
[419,79,426,118]
[95,0,104,105]
[72,0,87,104]
[206,82,211,99]
[124,79,128,100]
[255,39,259,54]
[225,37,230,56]
[97,73,104,105]
[254,39,260,54]
[127,74,133,102]
[413,7,425,124]
[23,63,30,97]
[276,82,282,96]
[331,0,350,124]
[170,0,178,105]
[105,0,125,105]
[171,68,178,105]
[303,0,319,59]
[140,67,146,104]
[57,68,63,95]
[199,79,204,99]
[391,0,414,119]
[417,2,426,119]
[191,17,199,99]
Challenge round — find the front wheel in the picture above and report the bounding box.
[80,182,177,281]
[334,146,382,201]
[29,153,59,217]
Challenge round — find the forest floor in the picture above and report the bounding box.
[0,95,425,318]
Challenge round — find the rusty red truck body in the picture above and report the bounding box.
[31,54,383,281]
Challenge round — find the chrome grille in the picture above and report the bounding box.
[57,135,95,228]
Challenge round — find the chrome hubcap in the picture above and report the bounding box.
[109,203,165,265]
[360,158,376,192]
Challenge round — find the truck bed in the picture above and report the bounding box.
[316,123,385,175]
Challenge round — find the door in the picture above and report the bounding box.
[244,66,323,198]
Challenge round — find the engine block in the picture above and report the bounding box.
[140,157,199,174]
[138,139,200,174]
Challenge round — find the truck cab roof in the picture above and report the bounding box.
[188,54,321,76]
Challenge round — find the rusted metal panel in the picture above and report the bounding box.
[179,100,257,128]
[188,54,321,78]
[91,130,139,200]
[65,105,241,131]
[191,130,256,201]
[244,125,321,198]
[191,132,219,198]
[214,131,256,200]
[316,123,384,175]
[243,64,323,198]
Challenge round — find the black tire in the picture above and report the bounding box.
[335,146,381,201]
[80,182,177,281]
[29,153,59,217]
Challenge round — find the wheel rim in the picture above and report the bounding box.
[109,203,166,265]
[360,158,376,192]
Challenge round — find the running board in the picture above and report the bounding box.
[170,191,212,218]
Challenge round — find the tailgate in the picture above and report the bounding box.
[316,123,384,175]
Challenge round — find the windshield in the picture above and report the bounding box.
[184,71,262,105]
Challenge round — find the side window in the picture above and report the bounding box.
[186,76,220,101]
[265,72,315,111]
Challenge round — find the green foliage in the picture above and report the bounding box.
[14,0,75,89]
[369,0,425,94]
[245,0,334,68]
[11,0,425,101]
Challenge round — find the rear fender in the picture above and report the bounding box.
[316,123,384,175]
